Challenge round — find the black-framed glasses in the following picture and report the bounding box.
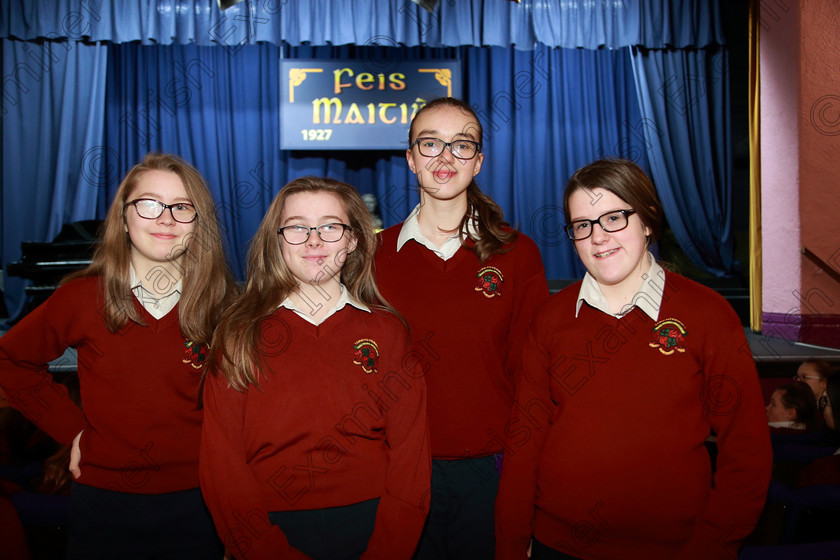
[565,209,637,241]
[411,137,481,160]
[125,199,197,223]
[278,223,351,245]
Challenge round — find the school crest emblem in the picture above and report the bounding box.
[353,339,379,374]
[649,319,688,355]
[183,340,209,369]
[475,266,504,298]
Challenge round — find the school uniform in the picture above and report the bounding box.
[495,259,772,560]
[199,288,431,560]
[374,206,549,558]
[0,274,220,559]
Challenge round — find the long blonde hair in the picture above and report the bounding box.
[210,176,397,391]
[66,153,237,345]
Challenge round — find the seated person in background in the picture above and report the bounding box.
[766,382,822,433]
[794,360,837,415]
[796,376,840,487]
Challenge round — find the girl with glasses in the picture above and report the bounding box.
[793,360,835,414]
[0,153,237,559]
[495,158,772,560]
[200,176,430,560]
[374,97,550,559]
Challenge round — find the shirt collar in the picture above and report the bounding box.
[129,264,182,298]
[575,253,665,320]
[279,284,370,325]
[768,421,806,430]
[396,204,479,260]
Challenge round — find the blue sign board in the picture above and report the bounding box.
[280,59,461,150]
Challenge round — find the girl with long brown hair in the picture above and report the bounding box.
[200,176,430,560]
[0,153,237,558]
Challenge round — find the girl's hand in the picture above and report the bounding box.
[69,430,83,479]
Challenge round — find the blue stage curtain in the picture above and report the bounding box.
[0,0,724,49]
[100,42,646,282]
[630,45,734,275]
[1,38,107,319]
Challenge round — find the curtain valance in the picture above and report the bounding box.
[0,0,724,49]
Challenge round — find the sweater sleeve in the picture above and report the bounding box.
[675,322,772,560]
[0,285,87,445]
[362,329,431,560]
[504,236,549,378]
[199,372,311,560]
[495,324,558,560]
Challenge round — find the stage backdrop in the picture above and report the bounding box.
[1,0,731,320]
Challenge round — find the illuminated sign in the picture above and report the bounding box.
[280,59,461,150]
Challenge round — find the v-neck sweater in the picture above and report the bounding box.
[494,273,772,560]
[199,305,431,560]
[0,275,207,494]
[374,226,549,459]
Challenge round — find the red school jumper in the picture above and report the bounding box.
[374,227,549,459]
[495,272,772,560]
[199,306,431,560]
[0,276,208,494]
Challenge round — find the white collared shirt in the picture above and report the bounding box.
[396,204,479,261]
[279,284,370,326]
[129,265,182,320]
[768,421,806,430]
[575,253,666,320]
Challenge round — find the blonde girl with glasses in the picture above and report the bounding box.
[200,176,430,560]
[0,153,237,559]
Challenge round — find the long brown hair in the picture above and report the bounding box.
[210,176,397,391]
[66,153,237,345]
[408,97,518,262]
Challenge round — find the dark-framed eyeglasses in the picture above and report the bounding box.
[411,137,481,160]
[278,223,351,245]
[565,209,637,241]
[125,198,197,224]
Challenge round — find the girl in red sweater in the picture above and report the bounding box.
[200,176,431,560]
[375,97,550,559]
[0,153,237,559]
[495,159,771,560]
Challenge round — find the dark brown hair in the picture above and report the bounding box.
[408,97,517,262]
[778,382,822,432]
[563,158,663,244]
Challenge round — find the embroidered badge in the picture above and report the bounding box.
[183,340,209,369]
[475,266,504,298]
[353,339,379,374]
[649,319,688,355]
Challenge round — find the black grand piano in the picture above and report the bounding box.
[6,220,101,320]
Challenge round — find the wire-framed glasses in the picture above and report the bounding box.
[793,375,824,382]
[278,223,351,245]
[565,209,637,241]
[126,199,197,224]
[412,137,481,160]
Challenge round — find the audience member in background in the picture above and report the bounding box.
[766,382,822,433]
[0,153,237,559]
[495,158,771,560]
[200,177,430,560]
[796,375,840,487]
[794,360,835,415]
[374,97,549,560]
